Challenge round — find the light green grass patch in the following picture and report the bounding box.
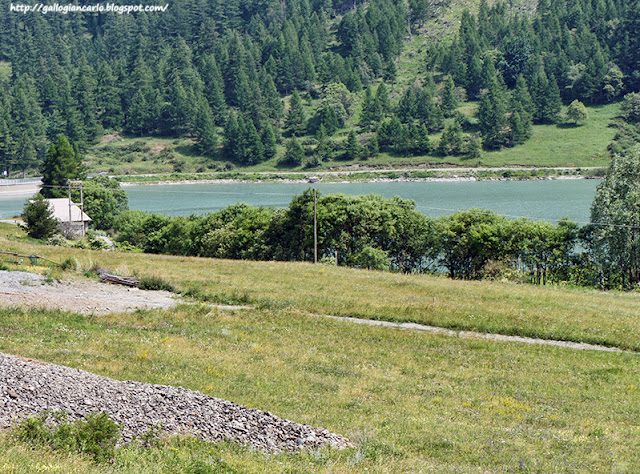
[1,304,639,472]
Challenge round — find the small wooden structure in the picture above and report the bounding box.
[44,198,91,238]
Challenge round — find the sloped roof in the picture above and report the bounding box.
[45,198,91,223]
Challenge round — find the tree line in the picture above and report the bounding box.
[1,0,639,174]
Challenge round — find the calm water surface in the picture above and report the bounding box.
[1,179,600,223]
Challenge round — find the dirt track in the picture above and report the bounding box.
[0,270,179,315]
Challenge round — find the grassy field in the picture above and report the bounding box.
[2,223,639,351]
[1,229,640,471]
[86,102,618,178]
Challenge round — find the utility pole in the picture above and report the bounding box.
[67,182,72,239]
[69,180,85,237]
[313,188,318,264]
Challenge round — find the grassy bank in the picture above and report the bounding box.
[2,223,640,351]
[2,224,640,471]
[84,103,618,179]
[1,303,639,472]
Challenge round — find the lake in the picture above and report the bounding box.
[0,179,600,224]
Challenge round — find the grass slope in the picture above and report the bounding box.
[1,226,640,471]
[2,224,639,351]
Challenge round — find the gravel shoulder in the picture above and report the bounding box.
[0,270,179,315]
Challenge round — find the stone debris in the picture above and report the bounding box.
[0,352,353,452]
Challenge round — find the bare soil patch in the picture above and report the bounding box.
[0,270,179,315]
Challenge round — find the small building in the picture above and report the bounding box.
[45,198,91,238]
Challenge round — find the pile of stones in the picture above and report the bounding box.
[0,352,353,452]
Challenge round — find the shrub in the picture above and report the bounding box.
[139,275,176,292]
[13,411,121,463]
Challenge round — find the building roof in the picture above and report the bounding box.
[46,198,91,223]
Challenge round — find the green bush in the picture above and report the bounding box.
[139,275,176,292]
[13,411,121,463]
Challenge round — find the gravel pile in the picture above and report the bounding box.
[0,352,353,452]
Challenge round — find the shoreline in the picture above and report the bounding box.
[117,167,604,187]
[0,167,605,190]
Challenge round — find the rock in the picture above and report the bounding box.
[0,352,353,452]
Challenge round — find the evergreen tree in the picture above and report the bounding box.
[40,135,84,198]
[315,124,331,161]
[359,87,376,128]
[477,77,509,149]
[223,112,241,161]
[96,62,123,130]
[23,194,58,240]
[438,121,465,156]
[261,123,278,160]
[193,100,218,156]
[374,82,390,121]
[280,138,304,166]
[441,77,458,118]
[344,129,362,160]
[285,90,306,136]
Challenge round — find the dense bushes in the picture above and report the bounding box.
[112,191,584,286]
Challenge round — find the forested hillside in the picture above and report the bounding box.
[0,0,639,174]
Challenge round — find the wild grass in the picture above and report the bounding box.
[1,303,639,472]
[2,223,640,352]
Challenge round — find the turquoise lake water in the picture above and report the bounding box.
[0,179,600,224]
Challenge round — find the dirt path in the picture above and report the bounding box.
[0,270,179,315]
[317,315,635,354]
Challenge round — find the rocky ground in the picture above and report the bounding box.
[0,270,179,315]
[0,352,353,452]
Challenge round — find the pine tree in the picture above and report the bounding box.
[223,112,241,161]
[359,87,376,128]
[374,82,390,121]
[193,100,218,156]
[315,124,331,161]
[438,121,465,156]
[73,59,102,143]
[344,129,362,160]
[281,137,304,166]
[441,77,458,118]
[96,61,123,130]
[23,194,58,240]
[477,77,509,150]
[261,123,278,160]
[414,124,432,154]
[243,120,264,165]
[285,90,306,136]
[40,135,83,198]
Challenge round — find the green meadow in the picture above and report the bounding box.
[1,224,639,472]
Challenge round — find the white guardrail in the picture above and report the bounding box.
[0,178,42,186]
